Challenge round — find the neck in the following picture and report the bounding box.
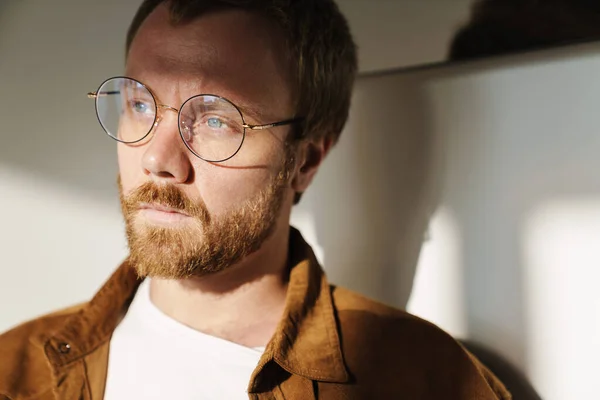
[148,226,291,348]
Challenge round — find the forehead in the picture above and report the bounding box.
[126,5,292,117]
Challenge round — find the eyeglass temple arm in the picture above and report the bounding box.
[87,90,120,99]
[243,117,304,131]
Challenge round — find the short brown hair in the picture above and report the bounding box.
[126,0,358,145]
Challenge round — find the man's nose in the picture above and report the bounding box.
[141,110,193,183]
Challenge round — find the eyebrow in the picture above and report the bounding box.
[134,77,279,124]
[234,100,272,124]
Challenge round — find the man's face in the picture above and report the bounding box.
[119,5,297,279]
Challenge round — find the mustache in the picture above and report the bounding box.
[121,180,210,224]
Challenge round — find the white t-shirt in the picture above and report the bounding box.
[104,278,265,400]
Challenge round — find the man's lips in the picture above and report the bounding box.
[137,203,192,224]
[138,203,190,216]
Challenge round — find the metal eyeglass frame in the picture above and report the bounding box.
[87,76,304,163]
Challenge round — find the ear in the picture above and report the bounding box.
[291,136,333,193]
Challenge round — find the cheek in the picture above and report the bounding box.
[193,161,275,216]
[238,129,286,165]
[191,140,286,216]
[117,143,145,195]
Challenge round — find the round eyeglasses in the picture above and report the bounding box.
[87,76,303,162]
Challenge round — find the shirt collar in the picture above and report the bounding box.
[252,228,349,387]
[43,227,349,385]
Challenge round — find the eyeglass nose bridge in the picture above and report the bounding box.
[154,103,179,125]
[157,103,179,113]
[152,103,193,142]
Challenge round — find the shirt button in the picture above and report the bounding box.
[58,342,71,354]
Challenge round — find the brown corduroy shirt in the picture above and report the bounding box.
[0,228,511,399]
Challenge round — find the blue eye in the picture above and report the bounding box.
[207,117,224,128]
[132,101,151,114]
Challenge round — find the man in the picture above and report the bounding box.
[0,0,511,399]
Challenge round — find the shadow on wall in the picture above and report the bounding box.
[449,0,600,61]
[293,72,438,308]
